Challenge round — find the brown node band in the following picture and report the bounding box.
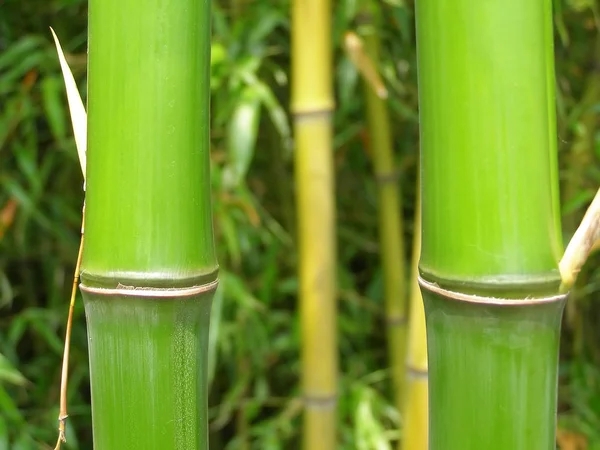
[386,316,407,326]
[375,170,400,184]
[292,108,333,121]
[80,279,219,298]
[303,394,337,409]
[406,366,428,379]
[418,276,567,306]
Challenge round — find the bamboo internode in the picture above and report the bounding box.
[80,1,217,448]
[415,0,566,448]
[292,0,337,448]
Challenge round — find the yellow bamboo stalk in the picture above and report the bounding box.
[401,189,428,450]
[291,1,337,449]
[355,2,408,422]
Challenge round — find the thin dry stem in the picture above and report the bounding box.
[54,227,84,450]
[343,31,388,99]
[560,187,600,290]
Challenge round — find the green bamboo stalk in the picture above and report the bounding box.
[415,0,567,448]
[80,1,217,448]
[358,0,408,423]
[291,0,337,448]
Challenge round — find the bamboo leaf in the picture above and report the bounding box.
[0,416,8,450]
[0,386,20,422]
[0,353,26,386]
[224,88,261,187]
[254,80,291,147]
[49,27,86,181]
[41,76,68,143]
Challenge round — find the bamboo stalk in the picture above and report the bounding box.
[401,188,427,450]
[291,0,337,448]
[414,0,567,448]
[80,1,217,448]
[357,1,408,425]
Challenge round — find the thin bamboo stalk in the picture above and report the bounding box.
[414,0,567,448]
[359,2,408,420]
[291,0,337,448]
[401,189,427,450]
[80,1,217,448]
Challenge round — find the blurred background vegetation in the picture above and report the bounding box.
[0,0,599,448]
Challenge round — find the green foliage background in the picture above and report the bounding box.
[0,0,599,448]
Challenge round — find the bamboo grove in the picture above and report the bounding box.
[34,0,600,449]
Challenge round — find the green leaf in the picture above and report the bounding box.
[0,385,21,422]
[0,353,26,386]
[224,88,261,187]
[0,36,43,70]
[0,416,8,450]
[254,80,291,149]
[41,75,67,142]
[11,433,36,450]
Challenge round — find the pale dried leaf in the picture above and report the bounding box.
[50,27,87,182]
[560,187,600,289]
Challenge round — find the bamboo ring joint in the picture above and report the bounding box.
[80,279,219,298]
[418,276,567,306]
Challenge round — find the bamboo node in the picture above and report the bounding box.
[375,170,400,185]
[80,279,219,298]
[292,108,333,122]
[418,277,567,306]
[303,395,337,409]
[386,315,407,326]
[406,366,428,379]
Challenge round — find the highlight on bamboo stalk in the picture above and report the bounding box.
[560,187,600,291]
[292,0,337,448]
[49,27,87,450]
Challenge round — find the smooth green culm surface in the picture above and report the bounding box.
[416,0,562,291]
[81,0,217,448]
[424,290,565,450]
[83,0,216,287]
[83,294,213,449]
[415,0,566,448]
